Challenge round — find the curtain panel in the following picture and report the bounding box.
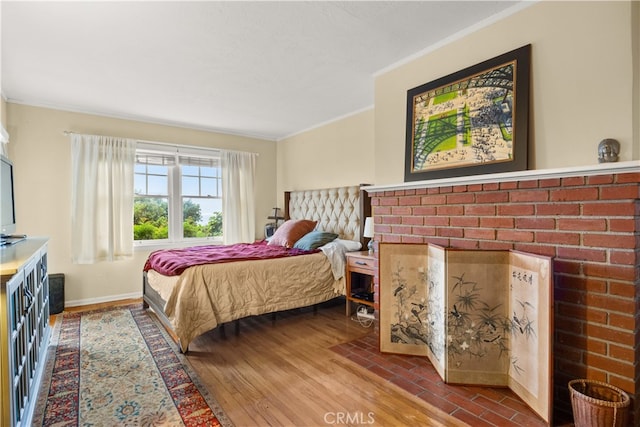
[71,134,136,263]
[1,124,9,157]
[221,150,257,244]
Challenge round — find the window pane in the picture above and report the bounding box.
[183,197,222,238]
[134,174,147,194]
[182,176,199,196]
[182,165,199,176]
[134,197,168,240]
[148,165,168,175]
[200,166,216,178]
[181,164,221,238]
[148,175,168,195]
[201,177,217,196]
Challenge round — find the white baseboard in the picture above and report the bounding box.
[64,291,142,308]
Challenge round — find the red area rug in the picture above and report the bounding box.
[33,304,233,426]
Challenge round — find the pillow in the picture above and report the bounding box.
[293,230,339,250]
[267,219,317,248]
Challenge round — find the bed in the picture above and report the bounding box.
[142,185,371,352]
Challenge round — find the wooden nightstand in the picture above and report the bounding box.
[345,251,376,316]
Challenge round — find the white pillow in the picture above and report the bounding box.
[334,239,362,252]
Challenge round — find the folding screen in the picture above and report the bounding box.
[379,243,552,423]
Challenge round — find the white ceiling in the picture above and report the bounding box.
[2,1,522,141]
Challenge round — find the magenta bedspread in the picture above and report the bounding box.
[143,241,318,276]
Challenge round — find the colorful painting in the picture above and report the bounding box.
[404,45,530,182]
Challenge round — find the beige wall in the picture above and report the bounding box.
[634,0,640,160]
[5,103,277,305]
[276,108,375,202]
[374,1,637,185]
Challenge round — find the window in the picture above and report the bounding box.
[133,143,222,244]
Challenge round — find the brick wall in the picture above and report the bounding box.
[367,171,640,424]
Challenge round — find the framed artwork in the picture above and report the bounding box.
[404,44,531,182]
[378,243,553,423]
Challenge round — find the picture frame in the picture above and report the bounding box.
[404,44,531,182]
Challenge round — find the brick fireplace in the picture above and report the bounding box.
[365,162,640,424]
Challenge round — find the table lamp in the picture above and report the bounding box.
[363,217,374,254]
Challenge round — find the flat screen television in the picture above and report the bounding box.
[1,154,24,245]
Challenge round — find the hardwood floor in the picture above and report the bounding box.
[59,298,464,426]
[182,300,464,427]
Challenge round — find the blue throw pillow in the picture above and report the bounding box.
[293,230,339,250]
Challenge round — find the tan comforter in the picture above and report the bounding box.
[151,251,344,350]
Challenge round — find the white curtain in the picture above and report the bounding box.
[221,150,257,244]
[71,134,136,263]
[1,124,9,157]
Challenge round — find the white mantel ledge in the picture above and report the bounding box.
[364,161,640,192]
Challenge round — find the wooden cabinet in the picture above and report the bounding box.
[1,238,50,427]
[345,251,375,316]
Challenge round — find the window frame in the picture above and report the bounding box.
[134,142,223,249]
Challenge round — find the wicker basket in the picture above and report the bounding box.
[569,379,630,427]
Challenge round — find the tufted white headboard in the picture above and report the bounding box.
[284,185,371,246]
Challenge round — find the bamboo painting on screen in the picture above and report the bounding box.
[379,243,552,423]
